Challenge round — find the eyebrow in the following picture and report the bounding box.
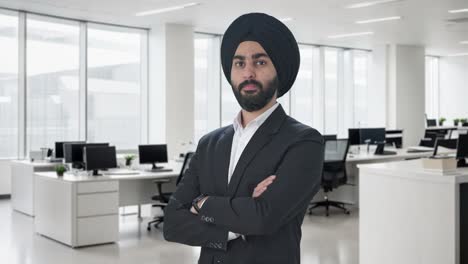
[233,53,270,60]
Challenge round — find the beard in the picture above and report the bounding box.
[231,76,279,112]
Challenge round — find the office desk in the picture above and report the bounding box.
[34,163,181,248]
[10,160,58,216]
[319,146,454,205]
[358,159,468,264]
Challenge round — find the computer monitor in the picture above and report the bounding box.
[139,144,168,170]
[84,146,117,176]
[433,138,458,156]
[55,141,85,158]
[360,128,386,145]
[457,134,468,167]
[427,119,437,127]
[348,129,361,145]
[64,143,109,168]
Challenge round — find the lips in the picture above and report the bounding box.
[242,84,259,92]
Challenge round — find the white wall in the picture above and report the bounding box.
[439,56,468,122]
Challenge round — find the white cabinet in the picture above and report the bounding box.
[11,161,56,216]
[35,175,119,247]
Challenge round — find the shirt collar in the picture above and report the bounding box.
[233,102,280,132]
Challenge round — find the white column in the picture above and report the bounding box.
[148,24,194,159]
[387,44,426,147]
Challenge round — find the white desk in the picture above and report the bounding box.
[34,163,181,248]
[319,146,451,205]
[358,159,468,264]
[10,160,58,216]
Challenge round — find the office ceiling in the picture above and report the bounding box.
[1,0,468,56]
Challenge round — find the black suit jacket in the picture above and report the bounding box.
[163,105,324,264]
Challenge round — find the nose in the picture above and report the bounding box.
[242,62,256,80]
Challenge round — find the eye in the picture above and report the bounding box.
[256,60,267,66]
[234,61,244,67]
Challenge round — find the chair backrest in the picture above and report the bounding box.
[324,139,349,163]
[323,134,337,142]
[322,139,350,191]
[433,138,458,156]
[420,131,445,147]
[176,152,195,186]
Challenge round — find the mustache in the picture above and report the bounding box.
[238,80,263,91]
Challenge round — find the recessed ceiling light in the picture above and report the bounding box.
[328,32,374,39]
[356,16,402,24]
[460,41,468,44]
[136,2,200,16]
[279,17,294,22]
[448,8,468,14]
[447,52,468,57]
[346,0,403,9]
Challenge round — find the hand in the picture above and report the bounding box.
[190,196,209,214]
[252,175,276,198]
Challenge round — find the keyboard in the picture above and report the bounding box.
[145,168,173,173]
[103,169,140,175]
[407,146,434,153]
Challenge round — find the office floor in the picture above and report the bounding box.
[0,199,358,264]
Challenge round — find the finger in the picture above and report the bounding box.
[257,178,275,189]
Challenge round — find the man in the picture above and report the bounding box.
[164,13,324,264]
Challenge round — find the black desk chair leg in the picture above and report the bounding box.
[309,195,350,216]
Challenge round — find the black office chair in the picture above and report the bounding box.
[433,138,458,156]
[309,139,350,216]
[147,151,195,231]
[419,131,445,147]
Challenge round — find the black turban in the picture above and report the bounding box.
[221,13,300,98]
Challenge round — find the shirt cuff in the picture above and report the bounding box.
[227,232,240,241]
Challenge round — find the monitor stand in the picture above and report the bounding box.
[92,170,102,176]
[147,163,164,172]
[458,158,468,168]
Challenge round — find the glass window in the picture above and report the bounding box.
[87,24,145,149]
[221,74,240,127]
[0,11,18,158]
[324,48,339,134]
[194,34,221,142]
[291,45,316,127]
[26,15,80,151]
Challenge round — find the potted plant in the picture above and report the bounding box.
[438,117,446,126]
[461,118,468,126]
[55,164,66,177]
[124,154,136,167]
[454,118,461,126]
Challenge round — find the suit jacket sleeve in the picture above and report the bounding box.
[163,140,230,251]
[198,130,324,236]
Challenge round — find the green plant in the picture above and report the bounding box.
[438,117,446,126]
[124,154,136,166]
[454,118,461,126]
[55,164,66,176]
[461,118,468,124]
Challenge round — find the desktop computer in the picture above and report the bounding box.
[139,144,169,171]
[84,146,117,176]
[64,142,109,169]
[55,141,85,159]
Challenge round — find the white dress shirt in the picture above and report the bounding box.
[226,102,280,240]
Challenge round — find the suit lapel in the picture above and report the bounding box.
[214,126,234,195]
[226,105,287,196]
